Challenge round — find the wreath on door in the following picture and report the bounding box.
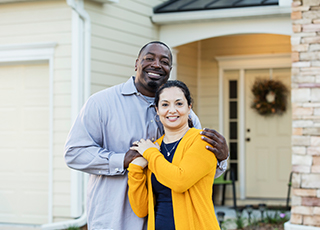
[251,79,289,116]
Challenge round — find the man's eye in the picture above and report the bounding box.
[146,57,153,61]
[161,60,169,65]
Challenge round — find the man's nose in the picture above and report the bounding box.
[151,59,161,68]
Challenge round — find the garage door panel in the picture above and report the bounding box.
[0,150,16,172]
[21,150,48,171]
[22,132,49,148]
[0,90,17,107]
[0,63,49,224]
[23,91,49,106]
[0,133,17,148]
[24,108,49,130]
[21,191,48,213]
[25,71,49,89]
[0,108,18,131]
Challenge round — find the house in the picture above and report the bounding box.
[0,0,319,229]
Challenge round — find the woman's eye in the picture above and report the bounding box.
[177,102,183,106]
[161,103,168,107]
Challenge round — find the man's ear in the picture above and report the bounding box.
[134,59,138,71]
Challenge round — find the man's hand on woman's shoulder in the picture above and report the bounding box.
[200,128,229,161]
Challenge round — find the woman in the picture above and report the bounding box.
[128,80,220,230]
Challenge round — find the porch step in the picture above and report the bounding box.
[222,197,288,208]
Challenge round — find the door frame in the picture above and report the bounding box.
[216,53,291,199]
[0,42,56,223]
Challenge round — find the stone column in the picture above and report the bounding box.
[291,0,320,227]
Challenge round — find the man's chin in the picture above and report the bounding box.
[148,81,159,90]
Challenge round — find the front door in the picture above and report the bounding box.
[245,68,292,198]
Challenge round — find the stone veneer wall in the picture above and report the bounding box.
[291,0,320,227]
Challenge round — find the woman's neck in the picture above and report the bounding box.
[163,125,190,143]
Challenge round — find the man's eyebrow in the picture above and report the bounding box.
[145,52,170,59]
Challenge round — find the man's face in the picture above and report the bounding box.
[134,43,172,97]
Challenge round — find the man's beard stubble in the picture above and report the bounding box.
[148,81,159,91]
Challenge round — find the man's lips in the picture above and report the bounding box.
[146,71,163,79]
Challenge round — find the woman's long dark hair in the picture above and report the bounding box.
[154,80,194,128]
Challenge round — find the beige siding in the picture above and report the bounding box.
[85,0,165,92]
[0,0,73,223]
[175,34,291,130]
[176,42,199,114]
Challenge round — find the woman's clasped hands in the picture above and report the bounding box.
[131,139,160,156]
[129,139,159,169]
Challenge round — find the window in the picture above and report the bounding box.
[228,80,238,180]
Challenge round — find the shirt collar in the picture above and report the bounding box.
[121,76,138,95]
[121,76,156,107]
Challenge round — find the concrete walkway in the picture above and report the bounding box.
[0,224,41,230]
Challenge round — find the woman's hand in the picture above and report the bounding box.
[131,139,160,156]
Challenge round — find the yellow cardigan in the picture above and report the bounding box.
[128,128,220,230]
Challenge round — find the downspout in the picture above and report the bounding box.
[42,0,90,229]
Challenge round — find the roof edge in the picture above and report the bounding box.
[152,5,291,25]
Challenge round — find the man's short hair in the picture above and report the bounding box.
[137,41,173,64]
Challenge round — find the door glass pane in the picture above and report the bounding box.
[229,80,237,99]
[229,101,237,119]
[230,122,238,139]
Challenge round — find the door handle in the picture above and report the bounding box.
[246,138,250,142]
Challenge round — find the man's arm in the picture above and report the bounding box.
[64,97,135,175]
[190,110,229,178]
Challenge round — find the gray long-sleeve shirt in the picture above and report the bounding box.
[64,77,226,230]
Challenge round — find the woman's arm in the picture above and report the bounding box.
[127,163,148,218]
[134,136,217,193]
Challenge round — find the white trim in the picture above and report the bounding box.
[162,16,291,48]
[41,0,91,229]
[215,53,292,69]
[0,42,56,63]
[68,0,91,219]
[218,68,224,134]
[285,222,320,230]
[0,42,57,224]
[170,48,178,80]
[216,53,291,199]
[239,69,245,200]
[197,41,201,114]
[152,6,291,25]
[279,0,292,7]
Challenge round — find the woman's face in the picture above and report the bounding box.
[156,87,191,130]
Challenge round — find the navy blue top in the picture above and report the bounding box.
[151,139,181,230]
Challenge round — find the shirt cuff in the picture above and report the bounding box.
[217,158,228,171]
[109,153,126,175]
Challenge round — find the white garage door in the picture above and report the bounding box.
[0,63,49,224]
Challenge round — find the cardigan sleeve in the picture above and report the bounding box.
[143,134,217,193]
[127,163,148,218]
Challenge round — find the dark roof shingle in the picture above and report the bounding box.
[154,0,279,13]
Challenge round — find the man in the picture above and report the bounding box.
[65,41,228,230]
